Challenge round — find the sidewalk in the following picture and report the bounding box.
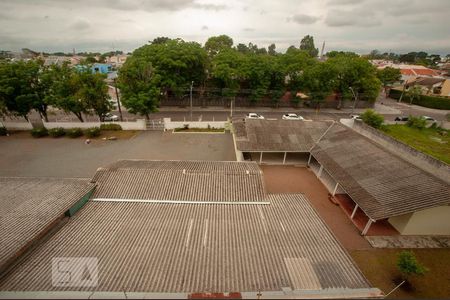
[382,96,450,115]
[366,235,450,248]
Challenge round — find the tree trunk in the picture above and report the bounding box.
[23,115,29,122]
[42,110,49,122]
[75,112,84,122]
[145,113,150,120]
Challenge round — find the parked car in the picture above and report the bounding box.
[422,116,436,122]
[102,113,119,121]
[282,113,304,120]
[245,113,264,119]
[350,114,362,120]
[394,116,409,121]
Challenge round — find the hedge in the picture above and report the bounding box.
[31,127,48,138]
[0,127,8,136]
[84,127,101,138]
[389,89,450,110]
[66,128,83,138]
[48,127,65,138]
[100,123,122,131]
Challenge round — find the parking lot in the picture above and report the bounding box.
[0,131,236,178]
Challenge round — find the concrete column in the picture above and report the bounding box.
[259,152,263,164]
[332,182,339,196]
[351,204,358,219]
[307,153,312,166]
[283,152,287,164]
[361,219,373,236]
[318,165,323,177]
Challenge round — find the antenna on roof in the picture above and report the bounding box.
[320,41,326,59]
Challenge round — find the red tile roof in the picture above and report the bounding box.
[413,68,438,76]
[400,69,415,76]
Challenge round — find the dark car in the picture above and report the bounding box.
[394,116,409,121]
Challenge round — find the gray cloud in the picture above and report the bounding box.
[290,14,319,24]
[0,0,227,12]
[328,0,364,5]
[70,19,90,31]
[0,0,449,55]
[325,9,381,27]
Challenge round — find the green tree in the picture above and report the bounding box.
[48,64,90,122]
[204,35,233,57]
[397,250,428,282]
[118,56,161,119]
[0,60,40,121]
[407,86,422,105]
[76,70,111,121]
[377,67,401,94]
[210,49,243,97]
[326,54,381,106]
[268,43,276,55]
[150,37,171,44]
[299,35,319,57]
[360,109,384,128]
[130,39,207,99]
[279,47,317,92]
[301,62,336,110]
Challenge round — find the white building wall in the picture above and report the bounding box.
[389,206,450,235]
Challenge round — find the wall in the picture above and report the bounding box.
[0,121,33,130]
[42,120,146,130]
[389,206,450,235]
[163,118,227,130]
[352,120,450,184]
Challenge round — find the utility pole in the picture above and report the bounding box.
[349,87,358,115]
[113,78,123,121]
[190,81,194,121]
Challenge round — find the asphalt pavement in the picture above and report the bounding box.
[3,95,449,123]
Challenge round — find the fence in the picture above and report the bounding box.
[163,118,227,130]
[1,120,146,131]
[159,95,375,109]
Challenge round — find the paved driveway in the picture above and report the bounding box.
[0,131,236,178]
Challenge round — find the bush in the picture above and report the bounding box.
[65,128,83,138]
[84,127,101,138]
[406,116,427,130]
[0,127,8,136]
[397,250,428,281]
[48,127,66,138]
[30,127,48,138]
[389,89,450,110]
[100,123,122,131]
[361,109,384,129]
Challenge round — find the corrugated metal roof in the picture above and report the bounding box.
[0,177,95,271]
[92,160,265,203]
[0,195,370,293]
[311,125,450,220]
[233,120,332,152]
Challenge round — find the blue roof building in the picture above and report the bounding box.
[91,63,113,74]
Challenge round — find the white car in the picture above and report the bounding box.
[246,113,264,119]
[422,116,436,122]
[102,113,119,121]
[282,113,304,120]
[350,114,362,120]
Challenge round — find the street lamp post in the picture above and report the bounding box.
[349,87,358,115]
[190,81,194,121]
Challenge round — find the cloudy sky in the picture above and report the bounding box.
[1,0,449,55]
